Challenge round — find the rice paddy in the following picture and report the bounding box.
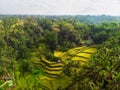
[13,46,96,90]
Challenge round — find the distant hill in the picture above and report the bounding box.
[43,15,120,24]
[0,15,120,24]
[44,15,120,24]
[73,15,120,24]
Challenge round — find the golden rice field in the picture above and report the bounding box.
[54,46,97,65]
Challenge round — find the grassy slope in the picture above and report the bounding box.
[13,46,96,90]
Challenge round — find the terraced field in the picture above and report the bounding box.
[30,46,96,90]
[12,46,97,90]
[31,49,71,90]
[54,46,97,65]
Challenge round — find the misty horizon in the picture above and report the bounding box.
[0,0,120,16]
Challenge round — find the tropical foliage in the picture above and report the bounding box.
[0,15,120,90]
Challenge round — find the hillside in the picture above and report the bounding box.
[12,46,96,90]
[0,16,120,89]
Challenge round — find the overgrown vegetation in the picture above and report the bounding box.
[0,15,120,90]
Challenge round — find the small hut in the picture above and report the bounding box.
[4,77,12,81]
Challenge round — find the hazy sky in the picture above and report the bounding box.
[0,0,120,15]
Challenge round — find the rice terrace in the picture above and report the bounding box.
[0,0,120,90]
